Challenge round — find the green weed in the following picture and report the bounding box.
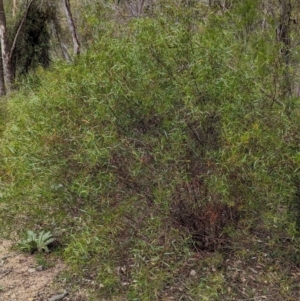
[18,230,56,253]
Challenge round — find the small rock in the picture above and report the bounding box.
[190,270,197,277]
[48,291,68,301]
[35,265,44,271]
[28,268,36,273]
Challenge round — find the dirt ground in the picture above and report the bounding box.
[0,239,86,301]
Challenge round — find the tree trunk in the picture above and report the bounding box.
[0,0,36,94]
[63,0,80,55]
[51,19,71,62]
[277,0,292,96]
[13,0,17,18]
[0,52,6,96]
[278,0,292,65]
[0,0,14,91]
[10,0,35,62]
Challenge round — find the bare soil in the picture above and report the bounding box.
[0,239,83,301]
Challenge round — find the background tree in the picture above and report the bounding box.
[277,0,293,96]
[0,0,37,93]
[0,0,15,93]
[12,1,56,75]
[13,0,18,18]
[0,0,80,95]
[63,0,80,55]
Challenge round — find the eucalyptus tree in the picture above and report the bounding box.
[0,0,36,94]
[277,0,293,96]
[0,0,80,96]
[63,0,80,55]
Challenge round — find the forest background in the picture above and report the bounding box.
[1,0,300,300]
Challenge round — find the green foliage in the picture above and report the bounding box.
[77,0,115,44]
[1,1,300,300]
[18,230,55,253]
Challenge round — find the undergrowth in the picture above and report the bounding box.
[1,2,300,300]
